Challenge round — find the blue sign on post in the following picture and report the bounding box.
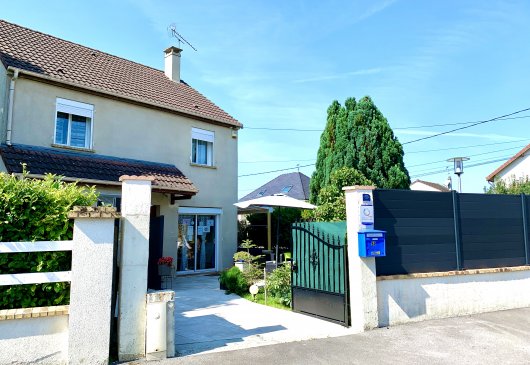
[358,229,386,257]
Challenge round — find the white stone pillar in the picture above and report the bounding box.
[343,185,379,331]
[118,176,153,361]
[68,206,120,365]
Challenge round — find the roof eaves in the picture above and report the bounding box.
[486,143,530,182]
[7,66,243,129]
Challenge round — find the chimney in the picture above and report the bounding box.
[164,46,182,82]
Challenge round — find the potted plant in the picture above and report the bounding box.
[233,239,261,272]
[157,256,174,276]
[233,251,253,272]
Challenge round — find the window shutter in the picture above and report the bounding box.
[191,128,214,143]
[56,98,94,119]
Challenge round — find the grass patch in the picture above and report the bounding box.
[241,292,291,311]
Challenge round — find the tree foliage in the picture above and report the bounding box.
[0,172,98,309]
[310,96,410,203]
[311,167,373,221]
[486,178,530,195]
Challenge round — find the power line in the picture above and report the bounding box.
[406,139,528,154]
[240,158,315,164]
[411,156,510,179]
[242,115,530,133]
[238,163,315,177]
[401,107,530,145]
[407,144,527,170]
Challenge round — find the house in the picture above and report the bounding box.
[237,172,310,251]
[410,179,451,192]
[486,143,530,183]
[239,172,310,202]
[0,19,242,273]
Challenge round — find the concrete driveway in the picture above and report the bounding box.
[159,306,530,365]
[172,274,359,356]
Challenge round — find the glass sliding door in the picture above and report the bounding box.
[177,214,217,273]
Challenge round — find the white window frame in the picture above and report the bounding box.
[191,127,214,166]
[54,98,94,149]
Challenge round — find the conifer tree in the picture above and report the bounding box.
[310,96,410,204]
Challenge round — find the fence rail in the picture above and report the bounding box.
[0,241,73,286]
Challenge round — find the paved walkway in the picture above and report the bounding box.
[171,274,359,356]
[158,306,530,365]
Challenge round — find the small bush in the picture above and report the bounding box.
[219,266,249,295]
[266,263,292,306]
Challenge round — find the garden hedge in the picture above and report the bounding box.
[0,171,98,309]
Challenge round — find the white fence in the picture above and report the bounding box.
[0,240,72,286]
[0,207,118,365]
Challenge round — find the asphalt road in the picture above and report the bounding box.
[153,307,530,365]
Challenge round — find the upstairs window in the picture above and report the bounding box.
[281,185,293,194]
[55,98,93,149]
[191,128,214,166]
[256,189,267,197]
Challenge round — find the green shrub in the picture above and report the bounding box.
[219,266,249,295]
[266,263,292,306]
[0,172,98,309]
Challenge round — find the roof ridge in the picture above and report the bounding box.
[0,19,166,75]
[298,171,308,200]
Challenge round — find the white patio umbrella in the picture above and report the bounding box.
[234,194,316,262]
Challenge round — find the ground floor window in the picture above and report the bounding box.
[177,211,219,272]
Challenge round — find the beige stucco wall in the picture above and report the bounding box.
[0,63,8,144]
[9,77,238,270]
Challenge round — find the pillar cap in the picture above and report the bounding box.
[342,185,376,191]
[68,206,121,219]
[119,175,155,182]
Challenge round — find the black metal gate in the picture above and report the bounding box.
[291,222,350,326]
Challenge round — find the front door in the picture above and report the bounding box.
[176,214,217,273]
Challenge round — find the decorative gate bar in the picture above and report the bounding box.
[291,221,350,326]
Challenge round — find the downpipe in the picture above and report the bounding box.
[6,68,19,146]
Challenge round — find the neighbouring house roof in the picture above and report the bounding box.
[0,19,241,128]
[410,179,450,192]
[239,172,310,202]
[486,143,530,182]
[0,144,198,197]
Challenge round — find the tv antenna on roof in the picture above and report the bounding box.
[167,23,197,51]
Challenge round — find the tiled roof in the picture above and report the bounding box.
[486,143,530,182]
[0,19,241,128]
[0,144,198,196]
[239,172,310,202]
[411,179,450,192]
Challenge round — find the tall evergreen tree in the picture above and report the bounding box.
[310,96,410,203]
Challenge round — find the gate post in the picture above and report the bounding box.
[344,185,379,331]
[118,176,153,361]
[68,207,120,365]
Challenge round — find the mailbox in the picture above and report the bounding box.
[358,229,386,257]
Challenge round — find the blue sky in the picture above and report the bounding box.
[4,0,530,196]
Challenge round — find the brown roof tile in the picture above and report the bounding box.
[486,143,530,182]
[0,19,241,128]
[0,144,198,196]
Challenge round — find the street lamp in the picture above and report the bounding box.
[447,157,469,193]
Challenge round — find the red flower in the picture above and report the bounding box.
[157,256,173,266]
